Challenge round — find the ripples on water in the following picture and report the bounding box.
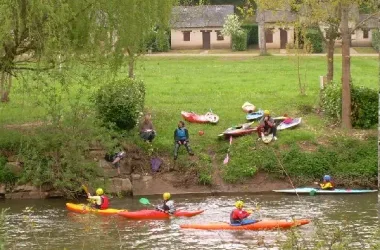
[0,193,378,249]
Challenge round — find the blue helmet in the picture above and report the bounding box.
[323,175,331,181]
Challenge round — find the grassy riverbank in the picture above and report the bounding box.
[0,56,378,189]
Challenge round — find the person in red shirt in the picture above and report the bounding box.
[230,200,258,225]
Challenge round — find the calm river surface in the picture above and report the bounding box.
[1,193,378,249]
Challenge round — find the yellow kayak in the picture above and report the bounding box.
[66,203,126,215]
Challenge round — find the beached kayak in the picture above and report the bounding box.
[272,188,378,194]
[242,102,255,113]
[246,110,264,121]
[180,219,310,231]
[66,203,126,215]
[277,117,302,131]
[181,111,219,124]
[118,209,204,219]
[218,122,257,137]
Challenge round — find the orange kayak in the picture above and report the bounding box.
[118,209,204,219]
[180,219,310,231]
[66,203,126,215]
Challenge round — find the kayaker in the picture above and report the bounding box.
[314,175,335,190]
[87,188,110,210]
[257,110,277,141]
[139,114,156,143]
[155,192,176,214]
[230,201,257,225]
[174,121,194,160]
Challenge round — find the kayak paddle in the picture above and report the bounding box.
[82,184,89,195]
[139,197,151,205]
[223,136,233,165]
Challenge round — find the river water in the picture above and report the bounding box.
[1,193,378,250]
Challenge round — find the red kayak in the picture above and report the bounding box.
[218,122,257,137]
[118,209,204,220]
[181,111,219,124]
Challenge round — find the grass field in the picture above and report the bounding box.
[1,56,378,185]
[352,47,378,54]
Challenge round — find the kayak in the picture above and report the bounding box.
[246,110,264,121]
[66,203,126,215]
[180,219,310,231]
[181,111,219,124]
[118,209,204,219]
[272,188,378,194]
[242,102,255,113]
[218,122,257,137]
[277,117,302,131]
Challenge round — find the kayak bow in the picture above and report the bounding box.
[66,203,125,215]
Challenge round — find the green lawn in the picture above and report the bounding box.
[352,47,378,54]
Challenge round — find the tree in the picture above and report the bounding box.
[0,0,175,102]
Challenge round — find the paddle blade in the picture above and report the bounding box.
[82,185,89,194]
[139,198,151,205]
[223,154,229,165]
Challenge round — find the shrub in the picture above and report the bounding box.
[155,30,170,52]
[321,83,378,128]
[232,31,248,51]
[241,24,258,46]
[94,78,145,130]
[305,27,324,53]
[0,157,17,185]
[372,29,380,51]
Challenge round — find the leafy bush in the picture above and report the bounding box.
[197,153,212,185]
[232,31,247,51]
[146,29,170,52]
[321,82,378,128]
[241,24,258,46]
[0,157,18,185]
[372,29,380,51]
[305,27,324,53]
[94,78,145,130]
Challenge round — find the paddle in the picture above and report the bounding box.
[223,136,233,165]
[82,184,89,195]
[138,197,196,211]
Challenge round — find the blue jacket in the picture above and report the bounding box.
[174,127,189,141]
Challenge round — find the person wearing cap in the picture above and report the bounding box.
[314,175,335,190]
[87,188,110,209]
[156,192,176,214]
[257,110,277,141]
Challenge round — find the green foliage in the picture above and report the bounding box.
[146,29,170,52]
[321,82,378,128]
[94,78,146,131]
[241,24,258,45]
[305,27,324,53]
[197,153,212,185]
[232,31,248,51]
[0,157,18,185]
[0,130,24,152]
[372,29,380,51]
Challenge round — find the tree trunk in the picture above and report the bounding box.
[258,7,267,56]
[0,71,11,103]
[340,4,352,129]
[126,48,135,79]
[326,34,335,83]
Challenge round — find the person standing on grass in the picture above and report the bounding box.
[139,114,156,143]
[173,121,194,160]
[257,110,278,141]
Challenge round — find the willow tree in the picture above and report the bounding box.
[0,0,176,102]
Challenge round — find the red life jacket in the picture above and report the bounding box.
[100,195,109,209]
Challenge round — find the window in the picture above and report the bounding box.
[216,30,224,41]
[363,29,369,39]
[183,31,191,41]
[265,29,273,43]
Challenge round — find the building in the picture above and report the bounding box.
[351,13,380,47]
[170,5,234,50]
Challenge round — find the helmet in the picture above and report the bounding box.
[96,188,104,196]
[264,110,270,115]
[163,192,171,200]
[235,200,244,209]
[323,175,331,181]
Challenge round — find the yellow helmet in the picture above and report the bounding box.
[264,110,270,115]
[235,200,244,209]
[163,192,171,200]
[96,188,104,196]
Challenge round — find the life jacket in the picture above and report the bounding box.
[320,181,334,190]
[162,200,170,211]
[100,195,109,209]
[176,128,186,140]
[230,209,240,223]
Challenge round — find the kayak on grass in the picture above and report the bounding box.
[272,188,378,194]
[181,111,219,124]
[118,209,204,219]
[277,117,302,131]
[66,203,126,215]
[242,102,256,113]
[180,219,310,231]
[218,122,257,137]
[246,110,264,121]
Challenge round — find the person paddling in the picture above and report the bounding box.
[174,121,194,160]
[314,175,335,190]
[87,188,110,210]
[155,192,176,214]
[230,201,258,225]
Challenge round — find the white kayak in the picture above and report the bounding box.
[273,187,378,194]
[277,117,302,131]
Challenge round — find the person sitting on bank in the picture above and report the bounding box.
[257,110,277,141]
[139,114,156,143]
[87,188,109,210]
[230,200,258,225]
[314,175,335,190]
[155,192,176,214]
[174,121,194,160]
